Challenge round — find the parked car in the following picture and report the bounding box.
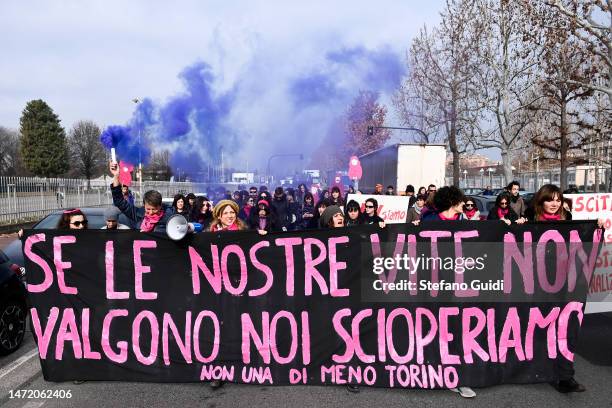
[470,195,497,220]
[0,249,27,355]
[463,188,484,195]
[3,207,132,271]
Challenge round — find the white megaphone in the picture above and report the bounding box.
[166,214,203,241]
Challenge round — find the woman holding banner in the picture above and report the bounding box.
[529,184,604,393]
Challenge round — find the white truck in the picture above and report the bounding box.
[358,143,446,193]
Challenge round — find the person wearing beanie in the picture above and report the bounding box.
[209,200,247,231]
[248,199,277,234]
[101,206,130,230]
[320,205,345,228]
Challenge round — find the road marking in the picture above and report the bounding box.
[0,348,38,380]
[21,402,45,408]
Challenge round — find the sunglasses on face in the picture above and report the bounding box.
[348,208,359,213]
[365,205,375,209]
[70,221,88,227]
[500,201,508,206]
[465,203,474,207]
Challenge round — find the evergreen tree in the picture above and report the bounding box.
[19,99,69,177]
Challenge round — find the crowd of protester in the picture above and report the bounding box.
[34,162,603,394]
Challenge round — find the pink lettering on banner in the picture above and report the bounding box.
[503,232,534,294]
[303,238,329,295]
[498,307,525,363]
[567,229,602,291]
[133,240,158,300]
[221,244,248,295]
[352,309,375,363]
[30,307,59,359]
[453,230,479,297]
[53,236,78,295]
[558,302,584,361]
[55,308,82,360]
[241,312,271,364]
[461,307,488,363]
[415,308,438,364]
[377,309,387,362]
[162,312,192,365]
[190,245,221,294]
[328,236,350,297]
[486,308,498,362]
[275,237,302,296]
[300,311,311,365]
[332,309,354,363]
[385,308,414,364]
[105,241,129,299]
[248,241,273,297]
[536,230,568,293]
[24,234,53,293]
[101,309,128,363]
[132,311,159,365]
[81,308,101,359]
[438,307,460,365]
[419,231,452,297]
[269,311,298,364]
[525,307,560,360]
[369,233,405,293]
[193,311,220,363]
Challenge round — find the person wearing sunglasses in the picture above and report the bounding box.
[189,196,213,230]
[487,193,521,225]
[462,197,481,221]
[57,208,89,230]
[363,198,385,227]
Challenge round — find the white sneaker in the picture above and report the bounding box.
[450,387,476,398]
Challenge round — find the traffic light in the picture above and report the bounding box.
[367,126,374,136]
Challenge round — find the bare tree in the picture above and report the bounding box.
[0,127,21,176]
[144,150,172,181]
[470,0,543,184]
[68,120,105,187]
[540,0,611,105]
[394,0,486,186]
[528,14,595,190]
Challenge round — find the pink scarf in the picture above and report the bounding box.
[464,208,477,219]
[497,207,509,219]
[439,212,460,221]
[538,212,561,221]
[214,222,240,232]
[140,209,165,232]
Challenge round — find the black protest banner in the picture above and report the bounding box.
[23,221,603,388]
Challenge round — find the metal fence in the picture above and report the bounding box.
[0,177,207,225]
[447,167,612,193]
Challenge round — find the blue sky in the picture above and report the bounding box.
[0,0,450,173]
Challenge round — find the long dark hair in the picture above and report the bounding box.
[172,194,187,212]
[57,208,87,230]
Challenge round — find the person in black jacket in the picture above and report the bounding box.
[271,187,290,231]
[248,199,277,234]
[109,161,173,234]
[345,200,363,226]
[363,198,385,226]
[487,193,523,225]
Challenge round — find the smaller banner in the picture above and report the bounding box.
[567,193,612,313]
[346,194,411,223]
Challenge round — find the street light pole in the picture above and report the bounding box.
[132,98,143,202]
